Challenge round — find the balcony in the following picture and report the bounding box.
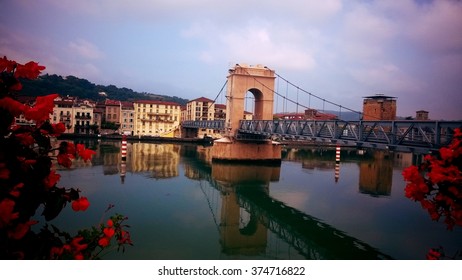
[75,115,92,120]
[147,112,169,116]
[141,118,175,123]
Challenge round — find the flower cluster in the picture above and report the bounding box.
[0,56,131,259]
[49,213,132,260]
[402,128,462,259]
[402,128,462,230]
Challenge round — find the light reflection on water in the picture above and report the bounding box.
[50,140,462,260]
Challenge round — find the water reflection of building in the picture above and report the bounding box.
[283,147,358,171]
[393,152,416,168]
[183,145,213,180]
[100,142,123,175]
[92,140,181,180]
[130,143,180,179]
[359,150,393,196]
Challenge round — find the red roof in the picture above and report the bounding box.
[105,99,121,106]
[121,101,134,109]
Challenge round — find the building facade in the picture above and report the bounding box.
[120,101,135,135]
[51,96,97,134]
[133,100,181,137]
[416,110,429,120]
[104,99,121,124]
[186,97,215,138]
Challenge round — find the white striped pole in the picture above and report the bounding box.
[121,135,127,161]
[120,135,127,184]
[120,161,126,184]
[335,145,340,182]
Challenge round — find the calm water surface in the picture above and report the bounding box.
[51,140,462,260]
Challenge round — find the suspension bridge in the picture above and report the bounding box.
[182,64,461,155]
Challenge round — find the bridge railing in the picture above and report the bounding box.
[181,119,462,152]
[238,120,462,152]
[182,120,225,129]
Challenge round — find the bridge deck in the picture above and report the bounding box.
[182,119,462,153]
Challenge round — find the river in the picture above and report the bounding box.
[49,139,462,260]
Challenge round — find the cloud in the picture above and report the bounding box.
[348,63,421,94]
[341,3,398,61]
[183,20,317,71]
[68,39,105,60]
[38,0,342,24]
[407,0,462,54]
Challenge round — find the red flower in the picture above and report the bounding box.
[65,142,76,155]
[439,147,453,161]
[9,82,22,91]
[15,133,35,146]
[43,170,61,189]
[71,197,90,212]
[0,97,28,117]
[8,220,38,240]
[98,237,110,247]
[24,94,59,123]
[52,122,66,136]
[50,246,64,259]
[0,199,19,227]
[426,248,442,260]
[57,154,73,168]
[0,163,10,180]
[14,61,45,79]
[76,144,96,161]
[402,165,422,183]
[71,236,88,252]
[0,56,16,72]
[103,227,115,238]
[9,182,24,198]
[107,219,114,228]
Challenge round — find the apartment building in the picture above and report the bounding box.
[133,100,181,137]
[51,96,97,134]
[73,99,95,134]
[104,99,122,124]
[120,101,135,135]
[186,97,215,138]
[214,103,226,120]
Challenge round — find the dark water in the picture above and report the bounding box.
[50,140,462,260]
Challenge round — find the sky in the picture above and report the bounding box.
[1,0,461,120]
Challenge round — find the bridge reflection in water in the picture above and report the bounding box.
[182,146,393,259]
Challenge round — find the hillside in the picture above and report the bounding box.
[19,74,189,105]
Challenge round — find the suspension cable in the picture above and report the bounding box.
[274,72,363,117]
[207,80,228,110]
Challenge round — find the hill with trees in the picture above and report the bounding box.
[19,74,189,105]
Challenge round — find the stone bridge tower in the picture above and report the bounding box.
[225,64,275,136]
[212,64,281,163]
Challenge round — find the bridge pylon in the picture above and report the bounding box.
[212,64,281,163]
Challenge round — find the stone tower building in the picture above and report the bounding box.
[362,94,396,120]
[416,110,429,120]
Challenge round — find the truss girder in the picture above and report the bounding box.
[182,120,461,152]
